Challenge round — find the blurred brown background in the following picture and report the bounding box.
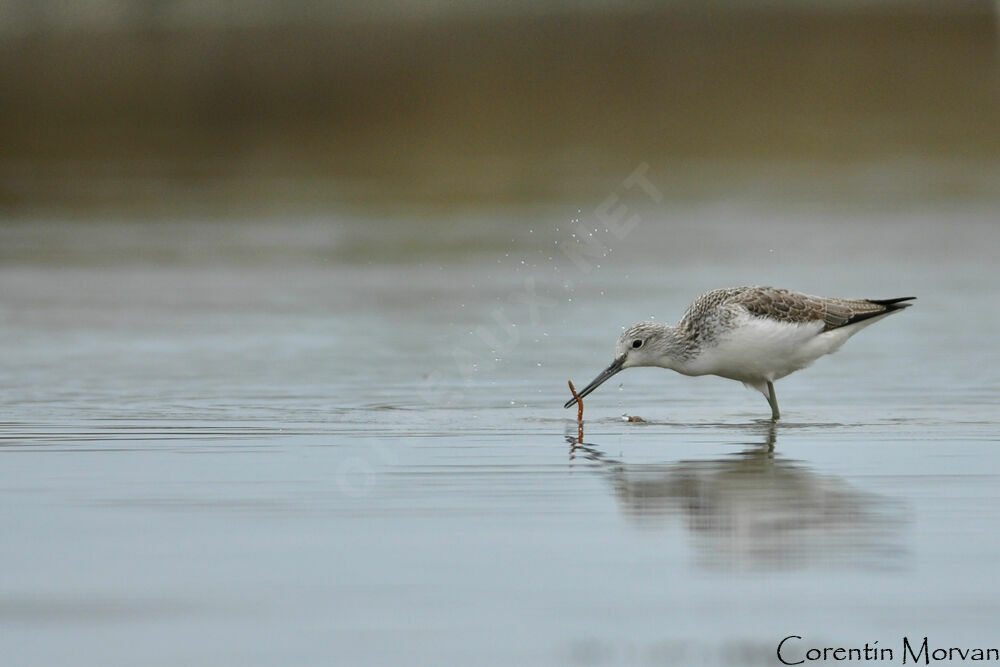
[1,0,998,215]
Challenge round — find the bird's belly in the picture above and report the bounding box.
[684,319,829,382]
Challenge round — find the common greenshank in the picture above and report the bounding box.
[564,286,914,420]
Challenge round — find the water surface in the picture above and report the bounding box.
[2,205,999,665]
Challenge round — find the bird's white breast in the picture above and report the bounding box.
[679,314,834,383]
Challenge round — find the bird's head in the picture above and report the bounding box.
[615,322,670,369]
[564,322,673,408]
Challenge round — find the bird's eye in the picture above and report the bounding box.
[632,339,643,349]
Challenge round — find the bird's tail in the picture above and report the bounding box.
[867,296,916,312]
[839,296,915,327]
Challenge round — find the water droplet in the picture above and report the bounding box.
[536,362,542,367]
[618,383,624,391]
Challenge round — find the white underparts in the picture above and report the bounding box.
[673,311,894,388]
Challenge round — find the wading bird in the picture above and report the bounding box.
[564,286,914,420]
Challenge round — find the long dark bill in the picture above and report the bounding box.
[563,357,625,408]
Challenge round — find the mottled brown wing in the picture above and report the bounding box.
[733,287,889,332]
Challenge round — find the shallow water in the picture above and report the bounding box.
[2,204,999,666]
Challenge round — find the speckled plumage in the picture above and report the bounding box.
[681,286,907,336]
[566,286,914,419]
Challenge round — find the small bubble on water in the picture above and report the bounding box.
[618,383,624,391]
[536,362,542,367]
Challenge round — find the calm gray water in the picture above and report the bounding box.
[2,203,999,666]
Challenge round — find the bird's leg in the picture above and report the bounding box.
[766,381,781,421]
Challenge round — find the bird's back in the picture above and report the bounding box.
[681,286,913,335]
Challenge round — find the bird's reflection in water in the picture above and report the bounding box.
[568,423,904,570]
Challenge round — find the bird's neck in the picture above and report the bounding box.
[652,325,698,372]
